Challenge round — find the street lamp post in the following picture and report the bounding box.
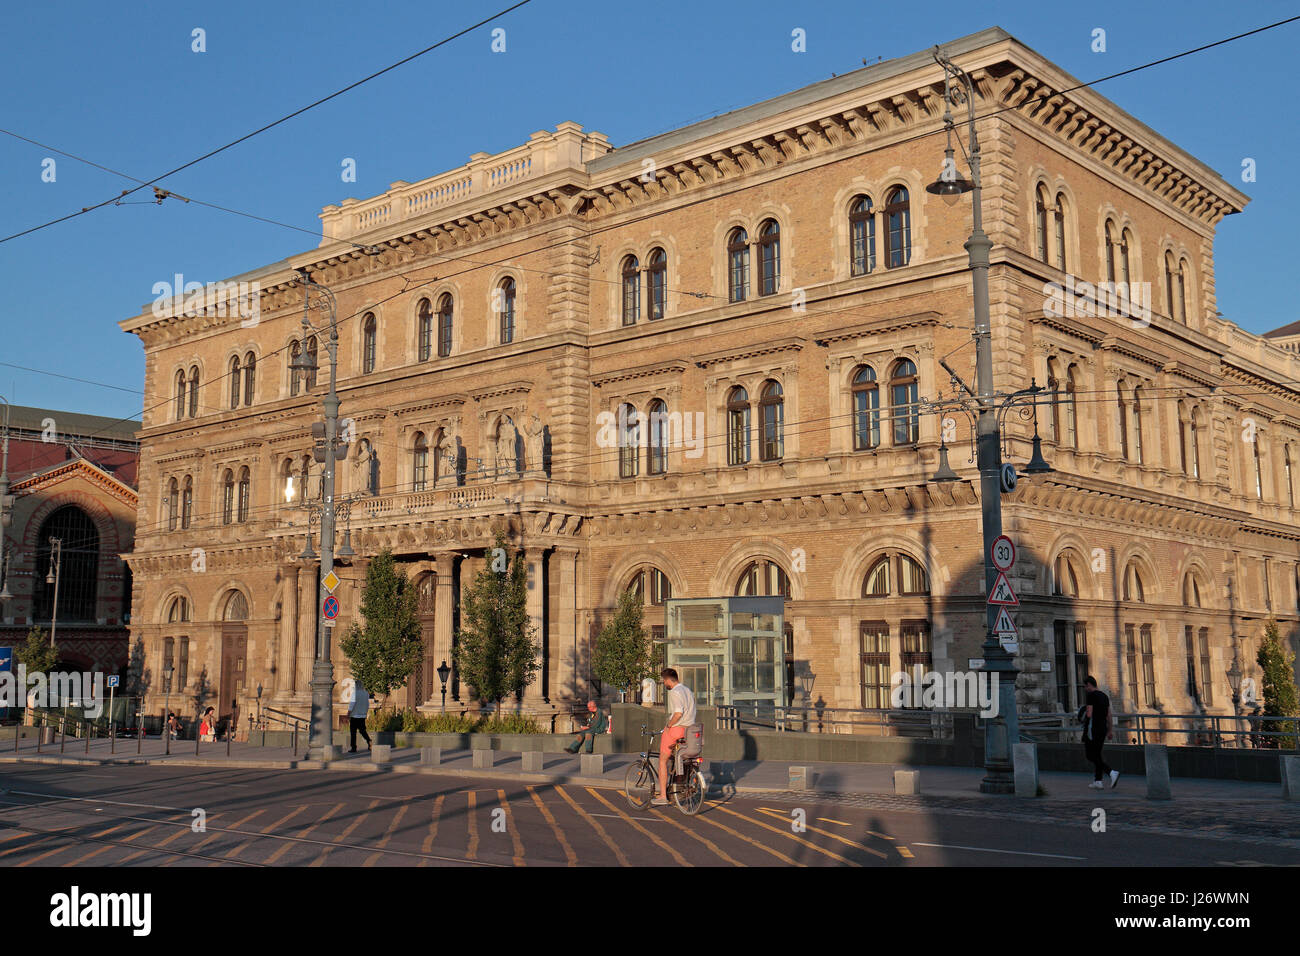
[162,666,173,755]
[46,537,63,649]
[926,47,1021,793]
[0,396,13,608]
[437,660,451,713]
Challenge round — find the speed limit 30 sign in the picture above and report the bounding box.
[990,535,1015,571]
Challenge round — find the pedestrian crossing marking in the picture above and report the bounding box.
[553,786,630,867]
[714,805,859,866]
[418,794,446,866]
[496,790,526,867]
[694,809,804,866]
[311,799,379,867]
[264,802,342,865]
[526,786,577,867]
[363,802,409,867]
[586,788,692,867]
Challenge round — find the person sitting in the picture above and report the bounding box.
[564,700,607,754]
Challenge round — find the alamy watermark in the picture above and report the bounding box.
[595,406,705,459]
[1043,277,1151,327]
[1,666,105,718]
[890,669,999,718]
[152,273,261,327]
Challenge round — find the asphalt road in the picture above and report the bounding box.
[0,763,1294,867]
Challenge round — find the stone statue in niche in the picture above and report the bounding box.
[522,414,545,473]
[495,417,520,477]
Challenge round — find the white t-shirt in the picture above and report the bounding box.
[640,677,657,705]
[666,682,697,728]
[349,684,369,719]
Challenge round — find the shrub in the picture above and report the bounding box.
[366,709,402,733]
[476,713,542,735]
[423,712,478,734]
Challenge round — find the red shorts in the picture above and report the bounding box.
[661,725,686,753]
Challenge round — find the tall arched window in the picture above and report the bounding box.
[1286,445,1295,508]
[1052,552,1080,596]
[221,469,235,525]
[362,313,376,373]
[1047,358,1062,442]
[628,567,672,605]
[237,466,250,522]
[417,297,433,361]
[849,196,875,276]
[181,475,193,530]
[288,341,302,396]
[1164,252,1179,322]
[1120,228,1133,287]
[1189,407,1202,479]
[647,399,667,475]
[618,403,639,478]
[229,356,241,409]
[759,381,784,461]
[497,280,515,344]
[1117,383,1130,461]
[1178,401,1190,474]
[436,294,453,358]
[621,255,641,325]
[863,555,890,596]
[860,552,929,596]
[412,432,428,491]
[758,219,781,295]
[727,228,750,302]
[890,359,919,445]
[1131,385,1145,465]
[243,351,256,405]
[188,366,199,418]
[1053,193,1068,271]
[305,337,318,389]
[1035,185,1050,263]
[174,370,186,421]
[899,554,930,594]
[167,478,178,531]
[647,249,667,320]
[1065,364,1078,449]
[735,559,791,598]
[883,187,911,268]
[33,506,99,622]
[1104,220,1118,283]
[224,590,249,622]
[852,366,880,450]
[1254,437,1264,500]
[1177,259,1189,324]
[727,387,750,466]
[1122,562,1145,603]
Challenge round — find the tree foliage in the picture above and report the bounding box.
[453,532,539,709]
[1256,620,1299,747]
[16,628,58,674]
[592,588,656,694]
[339,549,422,699]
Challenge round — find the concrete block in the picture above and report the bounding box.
[579,753,604,775]
[371,744,391,764]
[788,766,812,790]
[1013,742,1039,798]
[893,770,920,795]
[472,749,495,770]
[521,751,544,772]
[1144,744,1172,800]
[420,746,441,766]
[1281,755,1300,801]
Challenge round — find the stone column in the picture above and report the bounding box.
[552,547,579,704]
[523,547,548,707]
[276,564,299,702]
[433,553,455,707]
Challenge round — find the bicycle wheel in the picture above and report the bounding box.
[673,768,706,816]
[623,760,654,808]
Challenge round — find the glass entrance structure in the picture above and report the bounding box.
[661,597,785,709]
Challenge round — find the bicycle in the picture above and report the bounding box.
[623,724,706,815]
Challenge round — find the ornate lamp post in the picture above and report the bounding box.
[45,537,63,648]
[437,660,451,712]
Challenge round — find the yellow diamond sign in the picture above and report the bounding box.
[323,571,340,593]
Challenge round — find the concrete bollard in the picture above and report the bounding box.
[521,751,544,772]
[788,766,812,790]
[1145,743,1172,800]
[1281,755,1300,801]
[371,744,391,764]
[579,753,605,776]
[1013,742,1039,798]
[420,746,441,767]
[893,770,920,795]
[472,749,495,770]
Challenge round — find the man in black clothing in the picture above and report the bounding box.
[1083,676,1120,789]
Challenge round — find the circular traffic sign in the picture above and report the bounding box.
[991,534,1016,571]
[323,596,340,620]
[1000,463,1018,494]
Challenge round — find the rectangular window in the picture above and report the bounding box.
[899,620,931,709]
[1125,623,1138,707]
[1054,620,1089,710]
[1140,624,1156,707]
[859,621,890,709]
[728,406,750,466]
[1184,625,1198,702]
[162,638,174,694]
[1198,628,1213,706]
[178,638,189,691]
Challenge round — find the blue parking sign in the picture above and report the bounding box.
[107,675,120,688]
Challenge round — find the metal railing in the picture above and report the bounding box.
[262,707,309,756]
[716,704,955,737]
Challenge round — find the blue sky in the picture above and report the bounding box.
[1,0,1295,419]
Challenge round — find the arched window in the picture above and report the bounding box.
[1177,259,1189,324]
[647,248,667,320]
[1183,573,1202,608]
[849,196,875,276]
[621,255,641,326]
[222,469,234,525]
[1165,252,1179,322]
[647,399,667,475]
[727,386,750,466]
[305,337,318,389]
[1117,382,1130,460]
[1047,358,1062,442]
[1254,437,1264,500]
[174,370,186,421]
[497,280,515,344]
[229,356,241,409]
[727,228,749,302]
[237,467,251,522]
[288,341,302,397]
[1131,385,1144,465]
[628,567,672,605]
[412,432,428,491]
[300,457,311,503]
[852,366,880,450]
[243,351,256,405]
[1052,552,1080,597]
[167,596,190,623]
[1064,364,1078,449]
[735,559,791,598]
[1119,228,1133,287]
[1178,402,1190,474]
[436,294,453,358]
[862,553,929,596]
[890,359,919,445]
[1189,407,1202,479]
[417,297,433,361]
[883,187,911,268]
[188,366,199,418]
[362,313,376,373]
[1104,220,1118,283]
[1122,561,1145,602]
[1034,185,1050,263]
[1053,193,1068,271]
[1286,445,1295,508]
[166,478,178,531]
[863,555,890,596]
[34,506,99,623]
[223,590,249,621]
[759,380,784,461]
[618,403,639,478]
[899,555,930,595]
[758,220,781,295]
[181,476,193,530]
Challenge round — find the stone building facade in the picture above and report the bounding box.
[119,28,1297,733]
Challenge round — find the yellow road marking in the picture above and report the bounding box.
[260,805,307,835]
[753,807,887,859]
[554,786,629,867]
[0,832,57,860]
[67,823,152,865]
[657,809,745,867]
[495,790,526,867]
[586,788,692,867]
[693,811,803,865]
[898,846,915,859]
[817,818,851,827]
[264,803,343,865]
[526,786,577,867]
[713,805,859,866]
[191,807,263,855]
[311,800,379,867]
[363,802,409,867]
[418,794,446,867]
[19,832,94,866]
[466,792,479,861]
[221,809,268,859]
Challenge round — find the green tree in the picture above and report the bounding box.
[1256,620,1299,748]
[592,588,656,697]
[453,532,539,712]
[16,627,58,675]
[339,549,422,703]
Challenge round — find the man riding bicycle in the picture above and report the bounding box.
[652,667,697,806]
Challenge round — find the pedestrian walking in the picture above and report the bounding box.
[1082,676,1119,790]
[348,678,371,754]
[199,707,216,743]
